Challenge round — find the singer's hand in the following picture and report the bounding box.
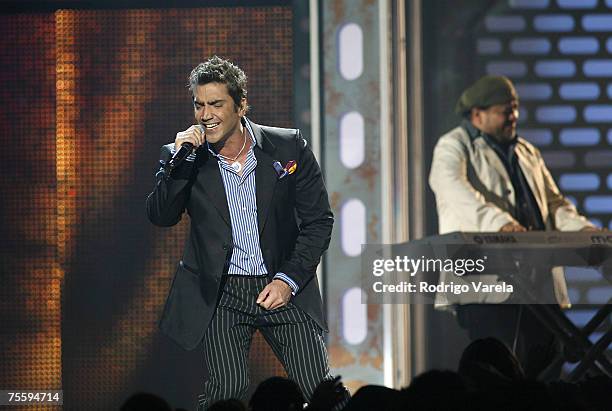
[256,280,292,310]
[174,125,205,152]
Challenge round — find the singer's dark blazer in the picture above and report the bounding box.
[146,118,333,350]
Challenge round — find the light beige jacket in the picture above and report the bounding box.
[429,125,594,307]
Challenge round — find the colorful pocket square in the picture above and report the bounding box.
[272,161,288,179]
[285,160,297,175]
[272,160,297,180]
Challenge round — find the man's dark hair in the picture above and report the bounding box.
[249,377,304,411]
[120,392,171,411]
[188,56,248,109]
[208,399,246,411]
[458,337,525,384]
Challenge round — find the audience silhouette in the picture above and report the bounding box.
[124,337,611,410]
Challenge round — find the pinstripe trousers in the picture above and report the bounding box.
[197,275,332,410]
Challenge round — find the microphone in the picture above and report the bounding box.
[167,142,194,170]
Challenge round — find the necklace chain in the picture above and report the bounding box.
[217,127,247,162]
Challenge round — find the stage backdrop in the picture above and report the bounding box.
[1,4,296,409]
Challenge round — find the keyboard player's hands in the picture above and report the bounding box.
[580,225,605,232]
[499,222,527,232]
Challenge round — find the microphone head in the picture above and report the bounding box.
[198,124,207,143]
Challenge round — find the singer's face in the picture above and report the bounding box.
[193,82,246,145]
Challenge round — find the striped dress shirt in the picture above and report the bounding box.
[174,121,298,293]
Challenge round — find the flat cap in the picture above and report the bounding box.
[455,75,518,115]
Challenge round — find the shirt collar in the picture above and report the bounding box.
[461,118,518,151]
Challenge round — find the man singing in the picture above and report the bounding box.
[147,56,340,409]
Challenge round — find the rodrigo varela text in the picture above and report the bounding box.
[371,256,513,295]
[372,281,513,294]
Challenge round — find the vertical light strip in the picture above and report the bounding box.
[56,10,78,271]
[54,8,75,393]
[55,16,75,395]
[392,0,412,388]
[322,0,384,390]
[309,0,324,295]
[379,0,394,389]
[408,0,425,250]
[310,0,321,162]
[52,10,65,392]
[408,0,427,378]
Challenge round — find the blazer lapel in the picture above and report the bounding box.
[249,119,278,235]
[196,150,231,226]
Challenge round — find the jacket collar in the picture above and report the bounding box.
[462,118,481,140]
[245,117,276,155]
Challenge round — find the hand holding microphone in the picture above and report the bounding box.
[168,125,205,169]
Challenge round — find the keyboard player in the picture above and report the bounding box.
[428,75,601,378]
